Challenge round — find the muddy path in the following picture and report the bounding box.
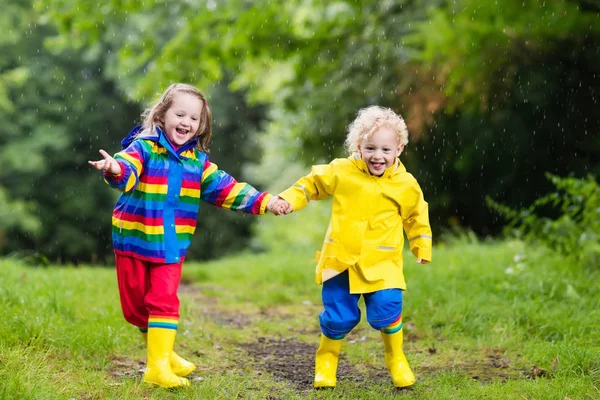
[107,283,535,389]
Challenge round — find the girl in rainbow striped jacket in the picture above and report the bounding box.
[89,83,287,388]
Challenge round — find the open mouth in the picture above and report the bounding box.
[175,127,189,136]
[371,162,385,170]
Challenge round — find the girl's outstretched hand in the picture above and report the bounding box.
[267,197,293,216]
[88,149,122,175]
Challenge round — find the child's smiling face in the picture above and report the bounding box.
[162,92,203,147]
[358,126,404,176]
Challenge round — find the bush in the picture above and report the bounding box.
[487,173,600,267]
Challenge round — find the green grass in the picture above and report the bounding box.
[1,239,599,399]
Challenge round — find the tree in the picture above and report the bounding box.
[404,0,600,233]
[0,0,140,263]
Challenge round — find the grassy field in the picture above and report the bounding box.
[1,239,599,399]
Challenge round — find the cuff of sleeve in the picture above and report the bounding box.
[103,161,126,182]
[413,246,432,262]
[278,191,303,211]
[259,193,274,214]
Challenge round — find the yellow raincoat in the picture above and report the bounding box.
[279,154,432,294]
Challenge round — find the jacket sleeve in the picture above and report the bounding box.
[200,157,273,214]
[400,176,433,261]
[278,162,337,211]
[103,140,147,192]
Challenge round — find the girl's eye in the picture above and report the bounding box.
[176,114,183,117]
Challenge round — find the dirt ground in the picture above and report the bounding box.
[240,336,361,390]
[238,335,532,391]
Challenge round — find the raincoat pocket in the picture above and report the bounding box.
[359,246,402,282]
[360,260,403,283]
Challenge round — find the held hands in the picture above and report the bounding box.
[88,149,122,175]
[267,197,293,216]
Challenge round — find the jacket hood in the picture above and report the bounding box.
[349,153,406,178]
[121,125,144,149]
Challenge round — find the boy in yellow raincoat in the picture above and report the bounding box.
[277,106,432,388]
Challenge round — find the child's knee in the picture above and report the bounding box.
[319,313,360,339]
[365,288,403,331]
[367,311,402,331]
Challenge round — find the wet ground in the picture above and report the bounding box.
[238,336,533,390]
[239,336,359,390]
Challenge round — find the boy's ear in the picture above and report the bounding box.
[396,143,405,156]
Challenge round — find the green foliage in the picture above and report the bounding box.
[38,0,440,159]
[0,0,141,263]
[0,187,41,236]
[407,0,600,112]
[401,0,600,237]
[487,174,600,267]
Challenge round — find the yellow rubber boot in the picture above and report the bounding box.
[143,326,190,388]
[381,329,415,387]
[169,351,196,377]
[142,332,196,377]
[314,334,342,388]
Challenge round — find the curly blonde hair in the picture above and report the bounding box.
[140,83,213,152]
[344,106,408,154]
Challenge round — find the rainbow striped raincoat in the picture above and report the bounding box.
[104,126,272,264]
